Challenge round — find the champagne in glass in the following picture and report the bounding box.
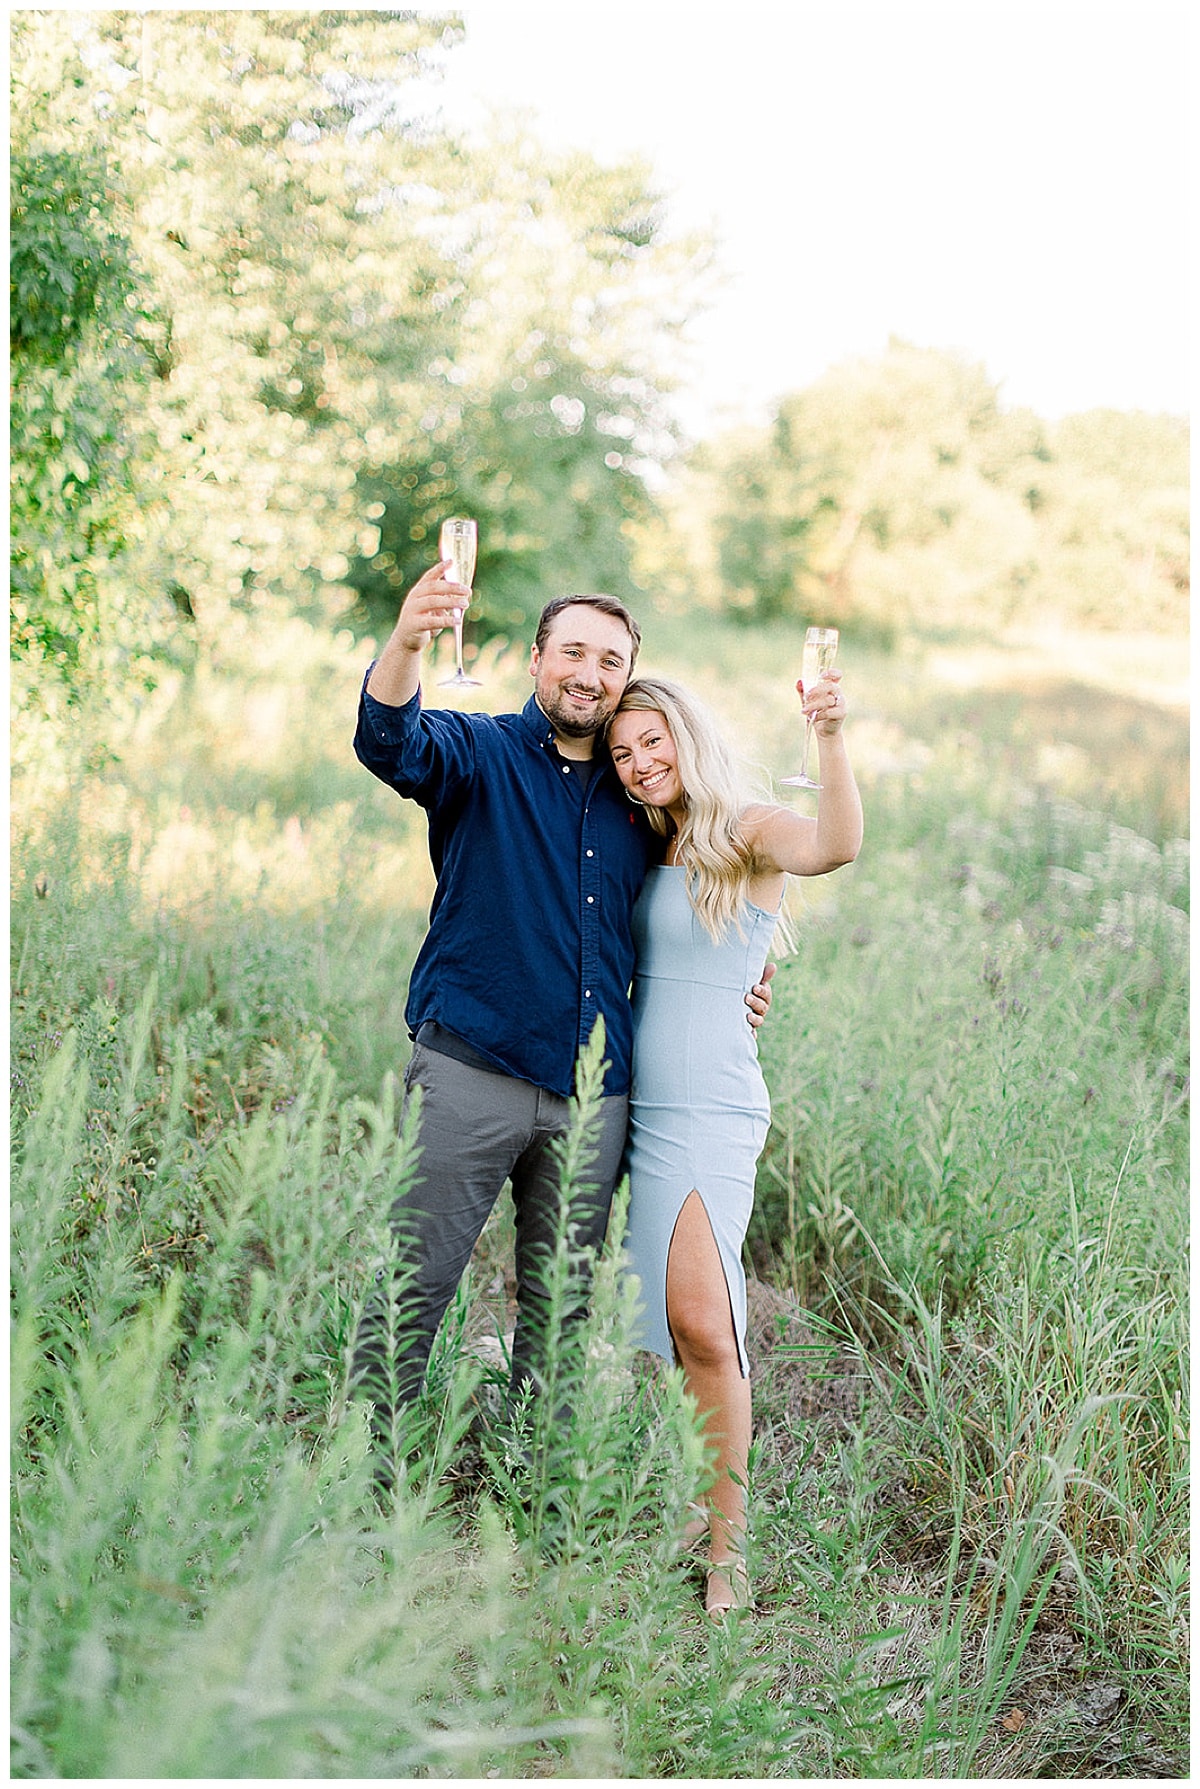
[781,625,839,789]
[438,516,480,688]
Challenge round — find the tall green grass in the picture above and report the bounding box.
[11,1015,727,1777]
[10,613,1189,1775]
[753,776,1188,1308]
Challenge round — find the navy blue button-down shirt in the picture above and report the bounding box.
[355,678,659,1098]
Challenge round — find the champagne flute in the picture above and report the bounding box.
[438,516,480,688]
[781,626,839,789]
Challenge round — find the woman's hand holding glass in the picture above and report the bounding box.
[781,666,847,791]
[800,665,847,735]
[781,624,840,789]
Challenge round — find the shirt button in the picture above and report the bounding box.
[562,765,570,775]
[587,895,595,904]
[584,989,592,998]
[586,849,594,858]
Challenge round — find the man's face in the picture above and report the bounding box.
[530,606,635,740]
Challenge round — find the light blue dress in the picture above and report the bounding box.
[621,865,780,1377]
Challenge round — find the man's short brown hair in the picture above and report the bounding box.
[534,594,642,668]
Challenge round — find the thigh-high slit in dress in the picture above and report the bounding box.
[621,865,779,1377]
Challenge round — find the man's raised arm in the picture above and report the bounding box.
[365,560,471,708]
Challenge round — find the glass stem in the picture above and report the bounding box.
[800,716,815,781]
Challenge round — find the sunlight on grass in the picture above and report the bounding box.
[923,626,1188,708]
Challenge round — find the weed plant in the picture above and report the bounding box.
[10,613,1189,1775]
[11,1012,728,1776]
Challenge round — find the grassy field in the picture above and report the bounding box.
[10,609,1189,1777]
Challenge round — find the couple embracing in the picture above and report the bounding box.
[351,558,863,1619]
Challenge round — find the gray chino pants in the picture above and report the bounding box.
[350,1042,629,1449]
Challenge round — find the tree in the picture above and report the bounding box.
[10,8,709,715]
[26,9,471,658]
[345,124,706,640]
[1034,411,1189,630]
[9,37,158,692]
[674,342,1048,632]
[668,340,1187,636]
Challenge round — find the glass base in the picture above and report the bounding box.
[440,671,482,687]
[780,774,822,790]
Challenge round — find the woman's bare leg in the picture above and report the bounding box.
[666,1191,751,1609]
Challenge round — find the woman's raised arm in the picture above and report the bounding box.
[743,669,864,878]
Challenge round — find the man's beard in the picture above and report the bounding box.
[537,683,616,738]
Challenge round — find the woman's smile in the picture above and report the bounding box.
[638,765,672,795]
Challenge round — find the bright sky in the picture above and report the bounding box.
[434,3,1192,439]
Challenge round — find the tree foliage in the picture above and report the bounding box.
[10,9,705,712]
[663,340,1188,635]
[1035,410,1191,629]
[344,121,698,638]
[11,10,1184,730]
[10,143,139,361]
[9,77,156,689]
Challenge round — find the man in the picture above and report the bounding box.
[350,559,771,1467]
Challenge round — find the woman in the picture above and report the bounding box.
[606,665,862,1617]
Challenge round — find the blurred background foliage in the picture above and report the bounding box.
[10,7,1188,745]
[9,7,698,714]
[656,346,1188,637]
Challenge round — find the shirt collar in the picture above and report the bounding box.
[520,692,610,771]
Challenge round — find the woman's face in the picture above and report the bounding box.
[608,708,685,814]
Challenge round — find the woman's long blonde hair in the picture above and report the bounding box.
[610,675,786,945]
